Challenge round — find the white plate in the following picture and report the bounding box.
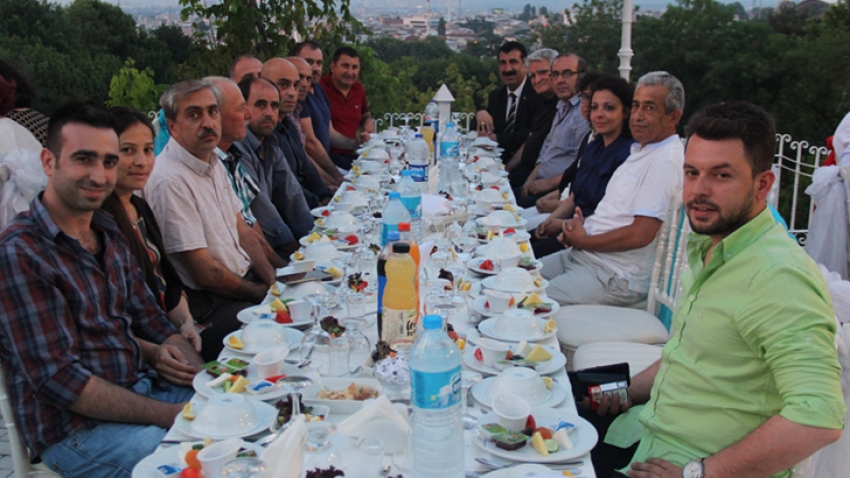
[469,296,560,319]
[481,276,549,293]
[476,407,598,464]
[193,360,302,402]
[477,318,556,343]
[462,345,566,376]
[173,398,278,440]
[476,216,528,229]
[302,378,383,415]
[222,329,304,355]
[299,235,361,250]
[311,206,333,218]
[471,377,566,408]
[480,464,564,478]
[132,440,265,478]
[236,304,312,327]
[477,230,532,244]
[467,257,501,275]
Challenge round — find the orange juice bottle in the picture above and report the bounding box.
[382,243,419,347]
[419,123,436,164]
[397,222,420,266]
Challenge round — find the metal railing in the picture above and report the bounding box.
[376,111,476,132]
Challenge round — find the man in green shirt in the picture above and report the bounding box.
[593,102,845,478]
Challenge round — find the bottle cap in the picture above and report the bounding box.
[392,243,411,254]
[415,134,424,138]
[389,191,400,199]
[423,314,442,330]
[401,170,413,176]
[387,230,400,241]
[446,123,455,128]
[398,222,411,232]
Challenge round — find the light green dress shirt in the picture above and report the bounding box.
[625,207,846,477]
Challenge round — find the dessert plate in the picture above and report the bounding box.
[471,377,566,408]
[462,345,566,376]
[222,329,304,355]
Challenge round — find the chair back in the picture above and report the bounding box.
[0,361,59,478]
[646,194,690,319]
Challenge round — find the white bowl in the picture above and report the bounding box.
[365,148,389,161]
[491,393,531,432]
[489,210,520,227]
[340,192,369,207]
[303,242,341,261]
[358,160,385,172]
[289,260,315,273]
[493,308,544,340]
[197,438,243,477]
[491,267,536,291]
[193,394,261,437]
[353,175,380,192]
[476,156,496,169]
[475,188,506,204]
[481,172,501,187]
[241,321,288,350]
[486,367,551,404]
[279,281,333,301]
[323,211,356,229]
[480,237,521,257]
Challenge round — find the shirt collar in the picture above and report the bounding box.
[508,76,527,97]
[30,194,119,241]
[687,206,777,272]
[629,133,680,156]
[164,137,217,177]
[243,129,263,153]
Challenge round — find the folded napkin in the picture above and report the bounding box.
[422,194,452,218]
[337,395,411,438]
[260,415,307,478]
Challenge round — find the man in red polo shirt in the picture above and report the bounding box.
[319,45,375,170]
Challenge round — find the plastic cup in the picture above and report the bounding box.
[287,300,311,322]
[491,393,531,432]
[483,289,512,313]
[253,346,289,379]
[197,438,243,477]
[477,337,510,367]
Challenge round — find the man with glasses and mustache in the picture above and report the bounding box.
[584,102,844,478]
[476,41,545,163]
[517,53,591,204]
[145,80,277,361]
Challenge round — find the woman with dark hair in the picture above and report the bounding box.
[531,74,636,258]
[100,107,202,359]
[0,74,42,158]
[0,60,49,146]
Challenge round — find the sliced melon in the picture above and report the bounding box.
[542,377,554,389]
[229,375,250,394]
[544,319,557,334]
[326,266,343,279]
[526,344,554,362]
[227,335,244,350]
[526,292,543,305]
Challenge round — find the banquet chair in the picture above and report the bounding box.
[553,196,689,369]
[0,362,60,478]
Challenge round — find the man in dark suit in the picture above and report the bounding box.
[476,41,544,162]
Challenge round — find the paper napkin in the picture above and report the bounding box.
[337,395,411,438]
[260,414,307,478]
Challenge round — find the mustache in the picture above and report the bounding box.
[502,71,517,76]
[687,198,719,209]
[197,127,218,139]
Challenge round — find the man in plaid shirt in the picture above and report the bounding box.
[0,102,202,478]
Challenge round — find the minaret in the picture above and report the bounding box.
[426,0,431,36]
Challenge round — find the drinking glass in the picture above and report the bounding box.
[300,292,331,361]
[222,457,266,478]
[348,437,386,477]
[342,317,371,374]
[319,335,351,377]
[461,370,483,429]
[302,422,342,474]
[453,235,478,262]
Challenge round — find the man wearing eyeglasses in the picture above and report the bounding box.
[517,53,591,204]
[476,41,545,162]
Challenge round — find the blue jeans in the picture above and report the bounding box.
[40,378,194,478]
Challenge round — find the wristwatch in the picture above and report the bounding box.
[683,458,705,478]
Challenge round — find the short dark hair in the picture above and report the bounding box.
[291,41,322,57]
[578,71,603,93]
[228,54,260,80]
[238,76,280,102]
[0,59,36,108]
[590,74,635,138]
[109,106,155,139]
[332,46,360,63]
[46,101,115,158]
[498,41,528,60]
[554,52,587,82]
[686,101,776,176]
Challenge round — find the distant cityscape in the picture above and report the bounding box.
[126,0,833,53]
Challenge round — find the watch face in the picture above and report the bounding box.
[683,460,704,478]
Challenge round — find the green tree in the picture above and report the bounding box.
[536,0,625,73]
[540,6,549,17]
[106,58,167,113]
[438,17,447,37]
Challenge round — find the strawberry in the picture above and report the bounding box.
[275,310,293,324]
[180,469,202,478]
[344,234,359,245]
[347,272,367,292]
[474,348,483,361]
[321,209,331,217]
[503,227,516,235]
[485,301,490,309]
[490,186,500,190]
[525,415,536,430]
[480,259,495,271]
[346,186,356,191]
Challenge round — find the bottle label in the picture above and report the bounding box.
[439,141,460,158]
[381,223,398,246]
[411,365,462,409]
[399,196,421,219]
[382,307,417,345]
[409,164,428,183]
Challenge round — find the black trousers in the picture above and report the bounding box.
[577,404,639,478]
[531,235,565,259]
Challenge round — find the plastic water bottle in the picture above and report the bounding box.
[409,314,464,478]
[424,100,440,126]
[407,134,430,193]
[438,123,461,192]
[398,171,422,238]
[377,230,401,341]
[381,191,411,246]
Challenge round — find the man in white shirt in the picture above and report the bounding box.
[145,79,276,360]
[539,72,685,306]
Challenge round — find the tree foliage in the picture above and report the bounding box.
[106,58,167,113]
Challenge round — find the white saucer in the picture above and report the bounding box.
[477,317,556,343]
[462,345,566,376]
[173,398,278,440]
[236,304,312,327]
[467,257,501,275]
[193,360,302,402]
[471,377,567,408]
[311,206,333,218]
[475,407,597,464]
[132,440,265,478]
[299,235,361,250]
[481,276,549,293]
[476,216,528,229]
[222,329,304,355]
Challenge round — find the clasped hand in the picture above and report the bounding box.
[557,207,587,248]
